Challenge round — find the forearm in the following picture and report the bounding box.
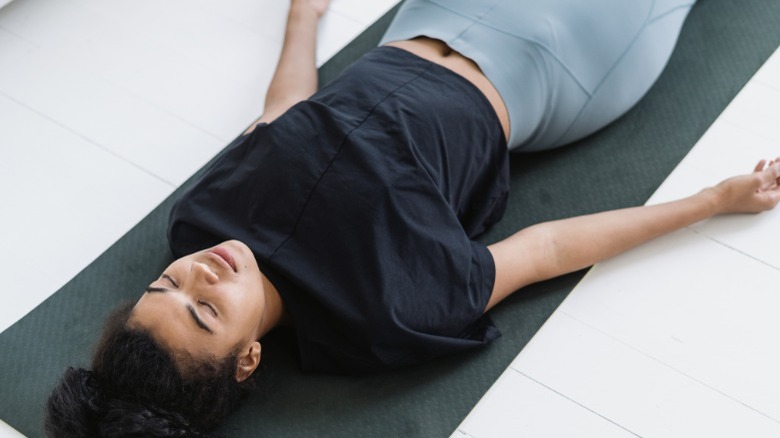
[264,2,321,113]
[486,188,721,310]
[522,188,720,280]
[486,159,780,312]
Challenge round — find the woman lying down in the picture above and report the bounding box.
[46,0,780,436]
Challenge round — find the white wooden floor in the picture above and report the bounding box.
[0,0,398,435]
[454,47,780,438]
[3,0,779,436]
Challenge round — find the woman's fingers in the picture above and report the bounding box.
[749,163,780,210]
[758,162,780,188]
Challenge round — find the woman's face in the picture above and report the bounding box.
[130,240,267,363]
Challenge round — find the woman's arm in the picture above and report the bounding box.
[244,0,329,134]
[485,159,780,312]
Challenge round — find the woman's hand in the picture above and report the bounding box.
[711,159,780,215]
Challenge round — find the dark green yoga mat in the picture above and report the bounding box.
[3,1,780,436]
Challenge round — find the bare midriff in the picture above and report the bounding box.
[384,37,510,142]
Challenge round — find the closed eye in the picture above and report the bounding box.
[162,273,179,288]
[144,273,178,294]
[198,299,218,317]
[187,305,214,334]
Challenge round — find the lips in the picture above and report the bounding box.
[209,246,237,272]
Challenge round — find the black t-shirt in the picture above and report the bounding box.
[168,46,509,373]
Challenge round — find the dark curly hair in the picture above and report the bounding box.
[45,301,255,437]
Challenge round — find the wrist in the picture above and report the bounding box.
[290,0,324,21]
[698,185,725,216]
[284,2,321,42]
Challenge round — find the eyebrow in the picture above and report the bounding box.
[144,286,214,335]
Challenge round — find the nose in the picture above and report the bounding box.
[192,261,219,285]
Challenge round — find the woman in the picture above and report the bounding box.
[46,0,780,436]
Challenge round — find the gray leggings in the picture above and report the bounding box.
[380,0,697,151]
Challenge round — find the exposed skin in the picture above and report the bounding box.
[131,0,780,382]
[133,0,326,381]
[244,0,330,133]
[130,240,287,381]
[485,158,780,310]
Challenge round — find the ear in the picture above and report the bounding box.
[235,341,261,382]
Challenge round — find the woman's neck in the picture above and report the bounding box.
[256,274,289,339]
